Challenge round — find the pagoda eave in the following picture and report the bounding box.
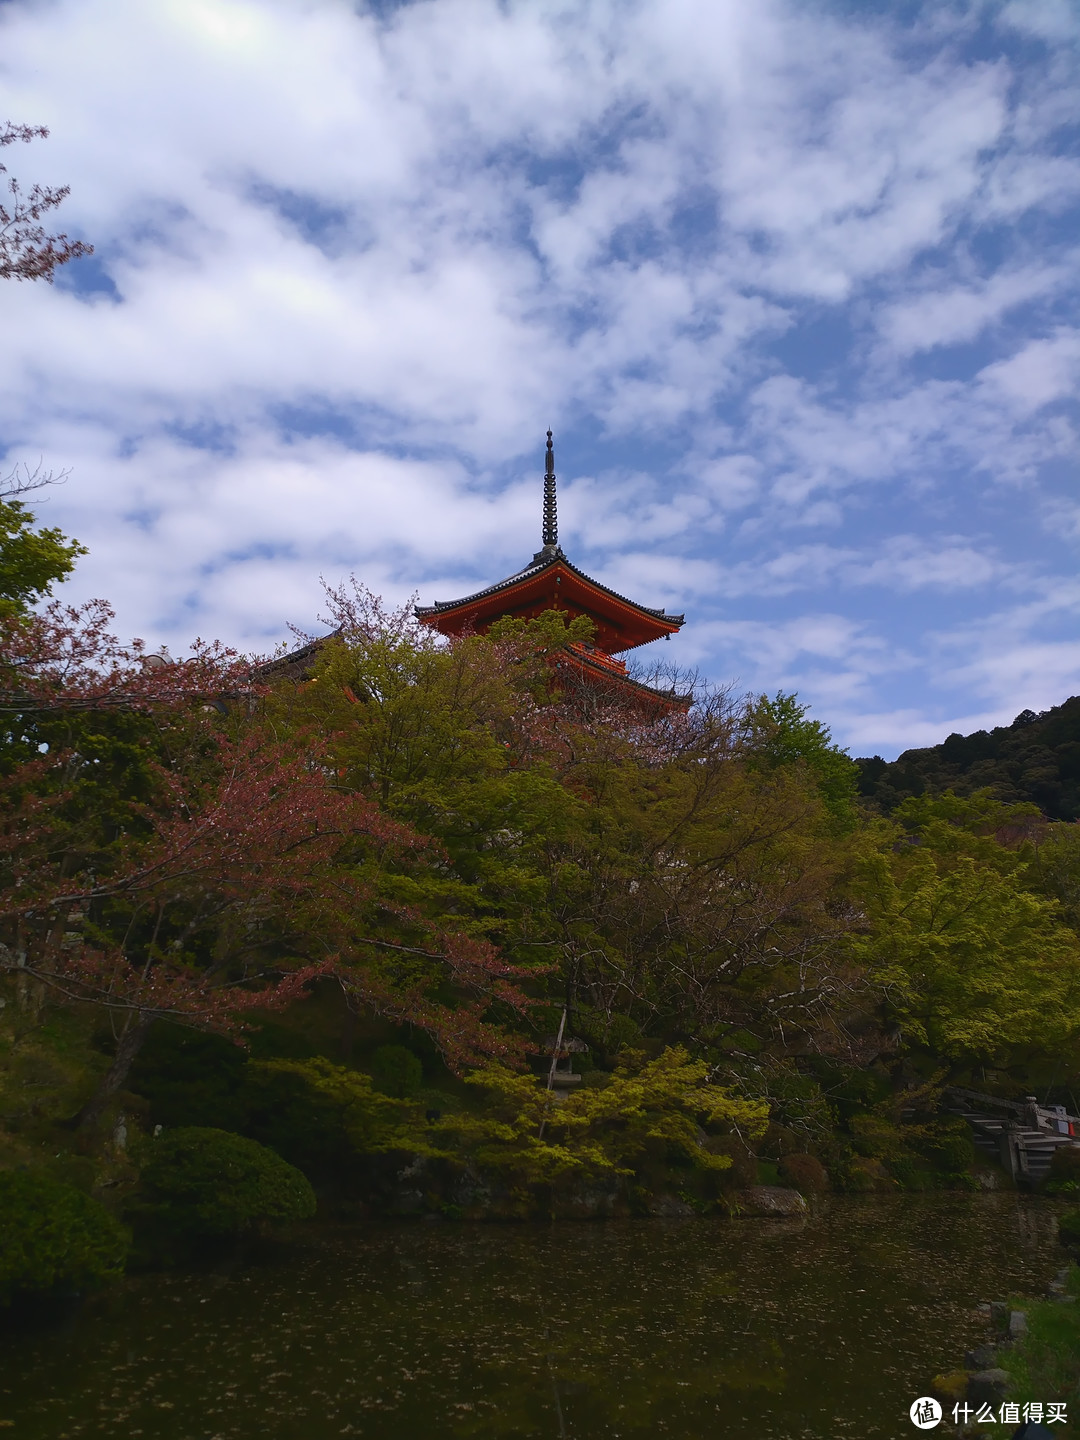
[416,556,683,654]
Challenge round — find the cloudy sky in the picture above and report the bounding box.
[2,0,1079,757]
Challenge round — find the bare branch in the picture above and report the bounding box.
[0,459,70,501]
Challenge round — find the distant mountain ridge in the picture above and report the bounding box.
[856,696,1080,820]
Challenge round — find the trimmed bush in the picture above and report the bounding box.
[136,1127,316,1243]
[370,1045,423,1100]
[778,1153,829,1194]
[0,1171,128,1305]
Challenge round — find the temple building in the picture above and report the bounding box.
[416,433,687,713]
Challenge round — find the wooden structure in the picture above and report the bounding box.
[945,1086,1080,1185]
[416,433,688,713]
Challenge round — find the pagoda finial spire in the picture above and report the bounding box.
[542,429,558,549]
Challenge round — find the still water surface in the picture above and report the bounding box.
[2,1195,1065,1439]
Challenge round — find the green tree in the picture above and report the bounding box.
[275,589,866,1064]
[0,495,85,616]
[856,797,1080,1065]
[747,692,860,827]
[439,1046,768,1185]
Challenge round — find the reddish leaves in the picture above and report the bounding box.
[1,123,93,283]
[0,601,527,1073]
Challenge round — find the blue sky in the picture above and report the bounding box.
[2,0,1079,758]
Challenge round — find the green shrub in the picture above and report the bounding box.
[833,1157,877,1192]
[938,1171,980,1191]
[849,1113,907,1161]
[778,1153,829,1194]
[370,1045,423,1099]
[888,1156,921,1189]
[1049,1145,1080,1184]
[1058,1207,1080,1249]
[921,1118,975,1172]
[0,1171,128,1305]
[135,1128,316,1243]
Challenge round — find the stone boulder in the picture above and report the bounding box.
[964,1344,1000,1369]
[645,1193,695,1219]
[968,1369,1010,1405]
[737,1186,808,1217]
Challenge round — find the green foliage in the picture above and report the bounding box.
[17,575,1080,1203]
[1058,1208,1080,1249]
[370,1044,423,1099]
[747,691,860,827]
[437,1046,768,1185]
[135,1127,316,1242]
[0,1170,127,1304]
[1031,823,1080,931]
[857,696,1080,821]
[1049,1147,1080,1187]
[920,1118,975,1172]
[996,1290,1080,1408]
[575,1009,643,1064]
[128,1025,249,1131]
[242,1057,431,1179]
[856,810,1080,1063]
[0,498,85,617]
[850,1112,908,1161]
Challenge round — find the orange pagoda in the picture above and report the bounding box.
[416,433,687,712]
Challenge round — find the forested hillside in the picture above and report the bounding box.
[857,697,1080,820]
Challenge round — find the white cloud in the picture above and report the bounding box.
[0,0,1079,758]
[877,261,1074,356]
[977,329,1080,413]
[705,536,1007,599]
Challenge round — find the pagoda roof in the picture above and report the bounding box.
[416,430,685,655]
[416,547,684,653]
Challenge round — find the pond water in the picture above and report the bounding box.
[1,1195,1066,1439]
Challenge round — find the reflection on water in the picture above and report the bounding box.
[1,1195,1064,1439]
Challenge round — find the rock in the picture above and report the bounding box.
[646,1193,695,1219]
[990,1301,1010,1324]
[554,1181,622,1220]
[449,1166,494,1213]
[968,1369,1010,1404]
[974,1169,1000,1190]
[1008,1310,1028,1339]
[964,1345,999,1369]
[737,1186,808,1217]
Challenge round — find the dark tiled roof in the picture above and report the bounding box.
[414,550,685,626]
[254,633,335,681]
